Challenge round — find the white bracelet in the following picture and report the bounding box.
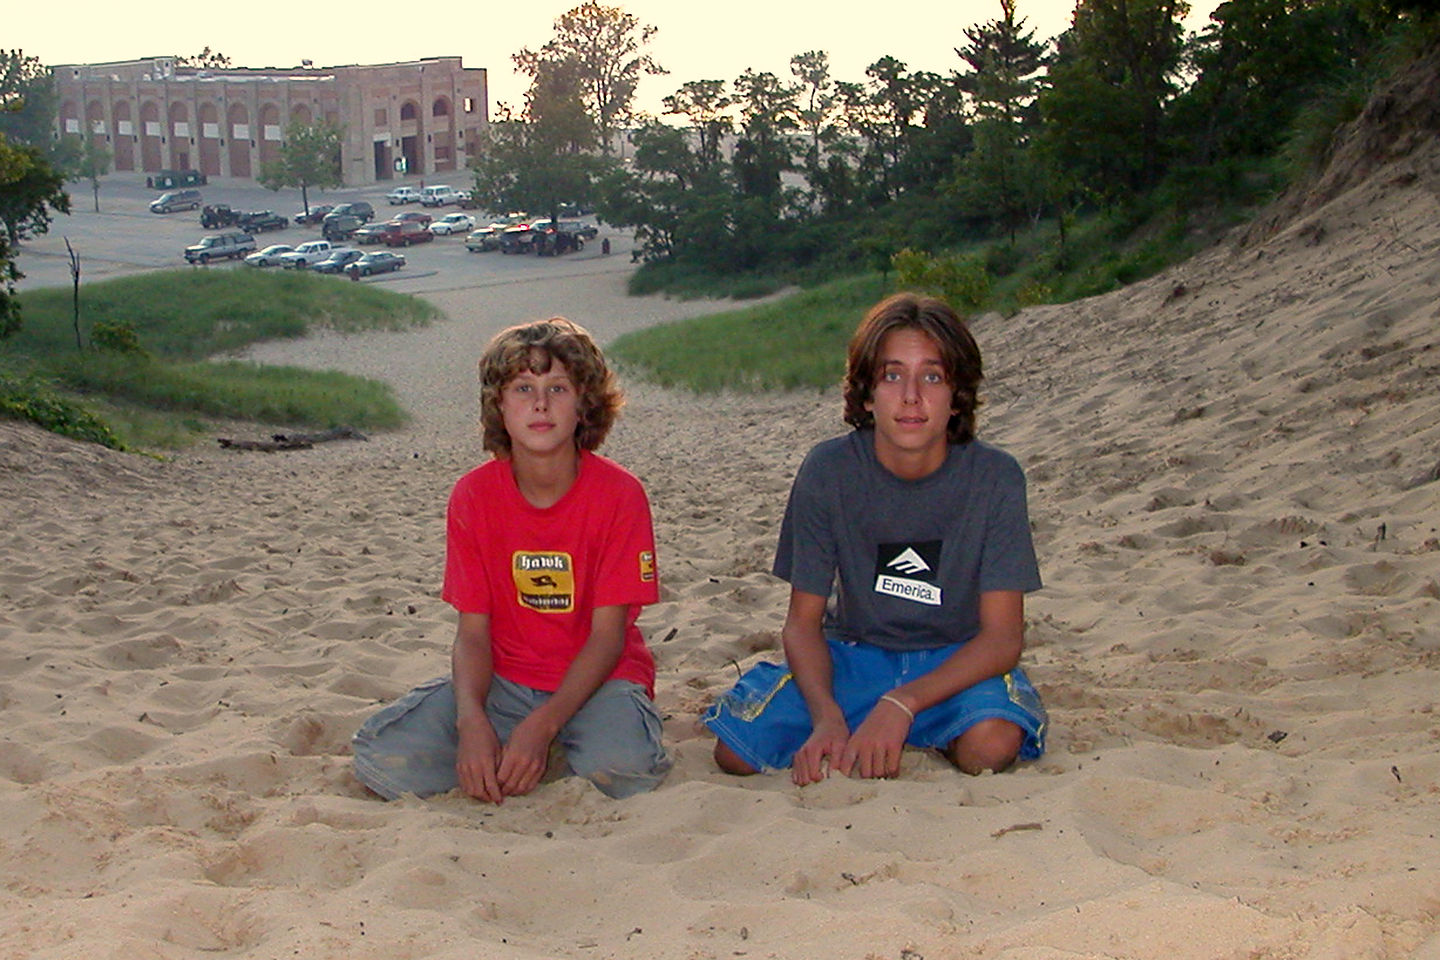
[879,693,915,722]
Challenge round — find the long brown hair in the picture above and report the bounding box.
[842,292,983,444]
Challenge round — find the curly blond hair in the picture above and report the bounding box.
[477,318,623,456]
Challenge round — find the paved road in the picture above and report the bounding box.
[13,174,639,295]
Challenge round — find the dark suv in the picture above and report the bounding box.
[322,214,364,242]
[239,210,288,233]
[326,201,375,223]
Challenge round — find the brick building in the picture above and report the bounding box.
[54,56,488,186]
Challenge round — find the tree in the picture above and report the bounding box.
[258,120,343,214]
[1039,0,1189,200]
[0,50,57,149]
[662,79,733,171]
[176,47,233,70]
[0,133,70,338]
[516,2,665,155]
[68,135,112,213]
[471,59,604,226]
[790,50,838,159]
[730,69,798,203]
[951,0,1048,240]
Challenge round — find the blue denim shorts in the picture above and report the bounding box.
[352,674,671,800]
[702,638,1047,773]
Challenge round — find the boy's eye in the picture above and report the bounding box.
[881,370,901,382]
[923,371,945,384]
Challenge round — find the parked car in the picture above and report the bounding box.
[498,219,550,255]
[150,189,202,213]
[535,225,586,256]
[238,210,288,233]
[244,243,295,267]
[465,226,504,252]
[309,248,363,274]
[455,191,481,209]
[386,186,422,205]
[326,201,375,223]
[344,251,406,277]
[278,240,335,268]
[201,204,241,229]
[352,222,391,245]
[184,230,256,264]
[322,214,365,242]
[379,220,434,247]
[293,204,334,226]
[392,210,432,226]
[418,184,460,207]
[150,169,205,188]
[429,213,475,236]
[559,219,599,241]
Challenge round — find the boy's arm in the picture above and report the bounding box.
[842,590,1025,778]
[783,589,851,786]
[452,611,504,803]
[496,603,629,797]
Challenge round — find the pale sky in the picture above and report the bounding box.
[13,0,1221,118]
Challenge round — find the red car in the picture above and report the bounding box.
[380,220,434,246]
[392,210,432,227]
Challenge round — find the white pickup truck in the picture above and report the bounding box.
[279,240,334,268]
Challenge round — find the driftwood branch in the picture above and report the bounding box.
[217,426,368,452]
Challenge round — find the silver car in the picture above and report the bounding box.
[245,243,295,267]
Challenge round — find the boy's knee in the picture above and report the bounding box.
[946,718,1024,775]
[570,747,672,798]
[713,739,759,776]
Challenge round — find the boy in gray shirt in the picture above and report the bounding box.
[704,292,1046,783]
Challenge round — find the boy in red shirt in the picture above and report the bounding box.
[353,318,671,801]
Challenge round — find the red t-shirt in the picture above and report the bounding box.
[442,451,660,695]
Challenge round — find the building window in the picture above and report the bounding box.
[374,107,387,126]
[463,97,475,113]
[433,98,449,117]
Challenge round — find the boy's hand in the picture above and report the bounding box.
[497,714,556,798]
[838,699,912,779]
[792,716,850,785]
[456,716,504,803]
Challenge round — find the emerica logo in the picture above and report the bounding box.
[874,541,942,606]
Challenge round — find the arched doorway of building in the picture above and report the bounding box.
[431,96,456,172]
[167,101,191,170]
[198,101,222,177]
[112,100,135,171]
[140,100,163,172]
[399,99,423,176]
[259,103,282,168]
[227,103,252,178]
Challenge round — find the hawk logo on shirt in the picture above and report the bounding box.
[874,541,943,606]
[512,551,574,613]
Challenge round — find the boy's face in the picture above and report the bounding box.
[864,328,953,474]
[499,357,580,460]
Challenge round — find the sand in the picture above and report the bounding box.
[4,74,1440,960]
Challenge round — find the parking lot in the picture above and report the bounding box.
[13,174,638,296]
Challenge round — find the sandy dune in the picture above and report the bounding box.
[3,57,1440,960]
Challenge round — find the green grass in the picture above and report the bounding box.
[609,274,886,392]
[610,201,1227,394]
[12,268,436,360]
[2,270,438,449]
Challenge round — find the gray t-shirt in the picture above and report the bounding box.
[773,430,1042,651]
